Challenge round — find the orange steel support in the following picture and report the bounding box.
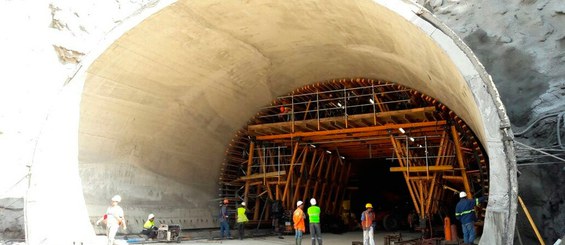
[256,120,446,141]
[451,125,472,197]
[243,141,255,206]
[390,136,420,215]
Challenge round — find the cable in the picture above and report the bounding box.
[513,111,563,136]
[514,141,565,163]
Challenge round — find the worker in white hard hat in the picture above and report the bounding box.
[360,203,375,245]
[96,195,126,245]
[236,202,249,240]
[455,191,487,245]
[307,198,323,245]
[293,200,306,245]
[142,213,157,239]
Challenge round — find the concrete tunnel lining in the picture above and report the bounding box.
[25,0,516,244]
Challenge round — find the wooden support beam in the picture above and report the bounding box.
[237,171,286,181]
[442,176,464,182]
[253,187,261,220]
[312,154,327,201]
[451,125,472,197]
[319,156,335,208]
[389,166,454,172]
[243,141,255,206]
[302,150,321,202]
[292,147,310,206]
[325,159,342,212]
[282,142,300,208]
[337,162,352,215]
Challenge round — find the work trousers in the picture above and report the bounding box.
[237,222,245,240]
[295,229,303,245]
[362,226,375,245]
[220,220,231,239]
[462,222,476,244]
[106,224,119,245]
[309,223,323,245]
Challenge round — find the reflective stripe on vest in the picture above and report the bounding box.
[455,209,475,217]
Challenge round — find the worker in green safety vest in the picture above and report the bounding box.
[307,198,323,245]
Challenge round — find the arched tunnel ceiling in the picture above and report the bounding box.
[81,0,484,194]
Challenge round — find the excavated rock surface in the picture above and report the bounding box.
[418,0,565,243]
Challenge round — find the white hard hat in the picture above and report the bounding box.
[297,200,304,206]
[310,198,317,205]
[148,214,155,219]
[111,195,122,202]
[459,191,467,198]
[241,202,246,206]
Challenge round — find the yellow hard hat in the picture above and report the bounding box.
[365,203,373,208]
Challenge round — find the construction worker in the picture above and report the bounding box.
[293,200,306,245]
[236,202,249,240]
[307,198,322,245]
[455,191,486,245]
[96,195,126,245]
[141,213,157,239]
[360,203,375,245]
[219,199,232,239]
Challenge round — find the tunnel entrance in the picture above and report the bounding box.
[219,78,489,233]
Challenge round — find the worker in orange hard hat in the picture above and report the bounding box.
[219,199,232,239]
[361,203,375,245]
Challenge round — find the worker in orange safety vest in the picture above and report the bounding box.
[360,203,375,245]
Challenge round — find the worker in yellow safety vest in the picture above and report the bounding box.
[236,202,249,240]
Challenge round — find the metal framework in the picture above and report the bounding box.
[219,78,488,228]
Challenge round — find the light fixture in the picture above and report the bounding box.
[337,102,342,108]
[418,144,423,148]
[399,128,406,134]
[340,156,345,160]
[409,137,415,142]
[326,150,332,154]
[369,98,375,104]
[309,144,317,148]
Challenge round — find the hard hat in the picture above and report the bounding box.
[365,203,373,208]
[223,199,229,204]
[148,214,155,220]
[297,200,304,206]
[459,191,467,198]
[241,202,246,206]
[310,198,317,205]
[111,195,122,202]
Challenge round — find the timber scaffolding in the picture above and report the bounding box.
[218,78,489,229]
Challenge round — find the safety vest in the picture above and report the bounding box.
[361,210,375,229]
[293,208,305,232]
[307,205,321,223]
[237,207,248,223]
[143,220,155,229]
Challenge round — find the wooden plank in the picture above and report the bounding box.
[389,166,454,172]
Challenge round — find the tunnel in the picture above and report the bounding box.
[23,0,518,244]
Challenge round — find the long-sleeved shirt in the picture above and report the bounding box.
[293,208,305,232]
[455,196,486,224]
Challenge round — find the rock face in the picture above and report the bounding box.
[418,0,565,243]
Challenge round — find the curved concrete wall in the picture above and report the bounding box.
[2,0,516,244]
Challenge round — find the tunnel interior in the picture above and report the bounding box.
[220,78,489,232]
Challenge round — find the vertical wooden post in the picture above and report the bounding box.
[243,141,255,206]
[451,125,472,197]
[253,187,261,220]
[303,152,322,202]
[319,156,335,208]
[311,154,326,201]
